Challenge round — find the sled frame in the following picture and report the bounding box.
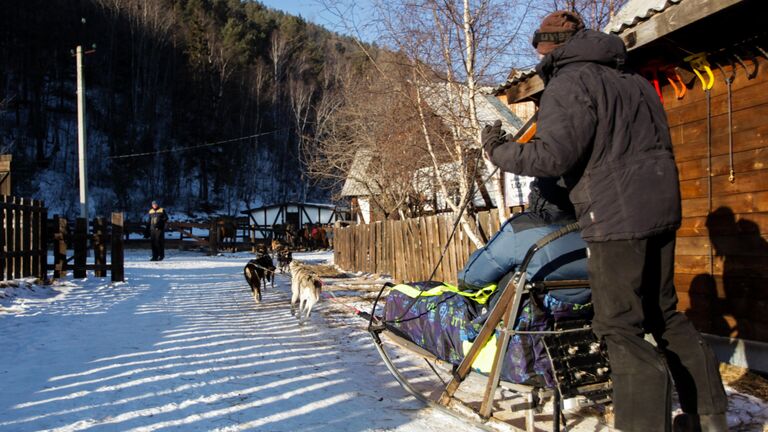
[367,223,611,431]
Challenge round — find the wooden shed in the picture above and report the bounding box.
[495,0,768,370]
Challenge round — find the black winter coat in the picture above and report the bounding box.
[489,29,681,241]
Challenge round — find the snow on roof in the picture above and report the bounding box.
[242,201,340,213]
[341,83,525,198]
[340,149,379,197]
[604,0,683,34]
[420,81,525,145]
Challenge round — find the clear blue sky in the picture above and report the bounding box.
[258,0,377,41]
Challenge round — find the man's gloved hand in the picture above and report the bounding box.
[482,120,506,160]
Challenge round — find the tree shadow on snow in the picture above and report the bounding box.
[0,254,439,431]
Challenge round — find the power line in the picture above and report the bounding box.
[107,129,289,160]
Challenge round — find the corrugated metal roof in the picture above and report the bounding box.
[492,69,537,96]
[604,0,683,34]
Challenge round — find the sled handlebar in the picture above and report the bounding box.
[517,222,581,276]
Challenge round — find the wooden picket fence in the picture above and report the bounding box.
[0,196,47,280]
[1,195,125,282]
[334,210,504,284]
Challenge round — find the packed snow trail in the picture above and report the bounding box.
[0,251,482,432]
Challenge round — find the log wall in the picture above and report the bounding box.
[663,56,768,342]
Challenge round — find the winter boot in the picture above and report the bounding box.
[673,413,728,432]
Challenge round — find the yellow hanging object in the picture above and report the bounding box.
[684,53,715,91]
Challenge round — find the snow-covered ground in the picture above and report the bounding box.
[0,250,481,432]
[1,251,766,431]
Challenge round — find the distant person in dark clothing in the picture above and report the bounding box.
[148,200,168,261]
[482,11,726,432]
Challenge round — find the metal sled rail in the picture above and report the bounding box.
[369,328,508,432]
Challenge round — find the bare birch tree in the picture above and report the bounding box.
[319,0,536,247]
[303,56,443,219]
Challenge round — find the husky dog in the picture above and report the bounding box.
[290,262,322,324]
[277,249,292,273]
[252,253,276,290]
[243,262,263,303]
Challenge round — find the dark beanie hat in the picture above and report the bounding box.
[532,10,585,55]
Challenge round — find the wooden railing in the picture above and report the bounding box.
[49,213,125,282]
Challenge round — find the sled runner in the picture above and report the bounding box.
[364,223,612,432]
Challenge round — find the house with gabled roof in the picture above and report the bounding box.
[341,84,536,223]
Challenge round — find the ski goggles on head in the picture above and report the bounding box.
[532,30,575,48]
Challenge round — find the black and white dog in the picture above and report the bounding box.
[243,253,276,303]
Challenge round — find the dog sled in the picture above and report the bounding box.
[363,223,612,432]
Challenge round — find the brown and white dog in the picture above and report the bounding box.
[289,261,322,324]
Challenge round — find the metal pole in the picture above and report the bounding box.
[76,45,88,221]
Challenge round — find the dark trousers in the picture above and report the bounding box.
[151,228,165,260]
[588,232,727,431]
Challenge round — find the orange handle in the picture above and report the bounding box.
[518,122,537,143]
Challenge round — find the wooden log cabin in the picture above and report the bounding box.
[494,0,768,370]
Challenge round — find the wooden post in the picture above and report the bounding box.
[54,216,68,279]
[21,198,32,277]
[38,204,47,280]
[93,217,106,277]
[209,221,218,255]
[73,218,87,278]
[111,212,124,282]
[30,200,40,279]
[13,196,21,279]
[0,197,4,280]
[5,196,14,280]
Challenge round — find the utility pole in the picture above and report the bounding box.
[76,45,88,220]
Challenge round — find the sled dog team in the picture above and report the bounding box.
[243,252,323,324]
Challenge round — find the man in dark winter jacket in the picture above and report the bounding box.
[482,11,727,432]
[148,200,168,261]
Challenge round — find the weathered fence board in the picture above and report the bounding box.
[111,212,125,282]
[334,210,503,284]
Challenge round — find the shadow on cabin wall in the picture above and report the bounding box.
[685,206,768,374]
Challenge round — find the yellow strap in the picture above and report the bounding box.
[390,282,497,305]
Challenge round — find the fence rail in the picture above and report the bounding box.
[48,213,125,282]
[333,210,504,284]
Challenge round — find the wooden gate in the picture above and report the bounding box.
[0,196,47,280]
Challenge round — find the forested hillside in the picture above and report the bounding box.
[0,0,367,218]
